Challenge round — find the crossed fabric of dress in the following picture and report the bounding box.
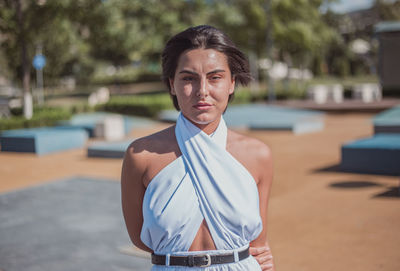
[141,113,263,270]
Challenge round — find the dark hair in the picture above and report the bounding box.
[161,25,251,111]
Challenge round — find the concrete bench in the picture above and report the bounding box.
[0,127,87,155]
[94,115,125,141]
[341,134,400,175]
[87,140,132,158]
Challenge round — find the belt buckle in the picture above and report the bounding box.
[199,254,211,267]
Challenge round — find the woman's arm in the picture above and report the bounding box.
[250,143,275,271]
[121,141,153,253]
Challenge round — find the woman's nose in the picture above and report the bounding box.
[196,77,208,97]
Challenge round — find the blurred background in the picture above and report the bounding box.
[0,0,399,123]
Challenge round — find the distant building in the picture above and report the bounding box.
[375,21,400,96]
[338,7,380,37]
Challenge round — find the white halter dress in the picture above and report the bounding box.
[141,113,262,270]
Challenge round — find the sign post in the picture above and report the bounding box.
[33,45,46,106]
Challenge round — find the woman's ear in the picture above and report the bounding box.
[169,78,176,95]
[229,77,235,94]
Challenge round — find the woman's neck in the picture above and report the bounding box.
[183,114,221,135]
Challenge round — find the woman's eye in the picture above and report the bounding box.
[182,76,194,81]
[210,76,221,80]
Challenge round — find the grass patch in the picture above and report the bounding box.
[0,107,72,131]
[97,93,174,118]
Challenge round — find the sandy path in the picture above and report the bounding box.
[0,113,398,270]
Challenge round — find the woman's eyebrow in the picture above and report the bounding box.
[178,70,198,75]
[207,69,226,75]
[178,69,226,75]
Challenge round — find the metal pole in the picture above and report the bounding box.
[265,0,275,102]
[36,68,44,105]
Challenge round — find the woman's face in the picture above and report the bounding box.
[170,48,235,132]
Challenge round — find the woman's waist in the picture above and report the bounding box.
[154,243,249,256]
[152,244,252,268]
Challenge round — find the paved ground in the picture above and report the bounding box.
[0,113,399,271]
[0,177,151,271]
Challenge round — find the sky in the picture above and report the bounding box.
[323,0,375,13]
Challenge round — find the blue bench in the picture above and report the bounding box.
[373,105,400,134]
[87,140,133,158]
[341,134,400,175]
[0,127,88,155]
[225,104,324,134]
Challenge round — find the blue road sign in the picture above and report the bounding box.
[33,54,46,70]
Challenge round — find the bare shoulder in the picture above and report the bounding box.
[123,125,179,186]
[227,130,272,163]
[123,126,176,170]
[227,130,273,183]
[125,125,177,158]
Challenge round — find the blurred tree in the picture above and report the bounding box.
[75,0,211,68]
[272,0,338,71]
[0,0,342,92]
[1,0,37,118]
[207,0,338,76]
[0,0,90,84]
[320,9,353,76]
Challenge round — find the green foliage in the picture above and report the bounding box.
[273,0,339,64]
[206,0,339,77]
[0,106,72,131]
[231,89,255,104]
[233,83,307,103]
[0,0,376,87]
[274,81,308,100]
[98,94,174,118]
[81,0,212,66]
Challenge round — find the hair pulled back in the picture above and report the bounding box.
[161,25,251,111]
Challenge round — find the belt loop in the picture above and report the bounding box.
[166,253,170,266]
[234,249,239,262]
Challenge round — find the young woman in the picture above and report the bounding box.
[121,25,274,270]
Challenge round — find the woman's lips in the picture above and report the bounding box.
[193,102,213,110]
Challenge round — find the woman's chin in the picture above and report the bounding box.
[184,113,219,126]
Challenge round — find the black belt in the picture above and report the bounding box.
[151,247,249,267]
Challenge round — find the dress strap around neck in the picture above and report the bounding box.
[176,113,227,150]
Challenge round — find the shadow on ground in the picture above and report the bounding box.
[312,164,400,199]
[329,180,383,189]
[373,186,400,198]
[313,163,400,177]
